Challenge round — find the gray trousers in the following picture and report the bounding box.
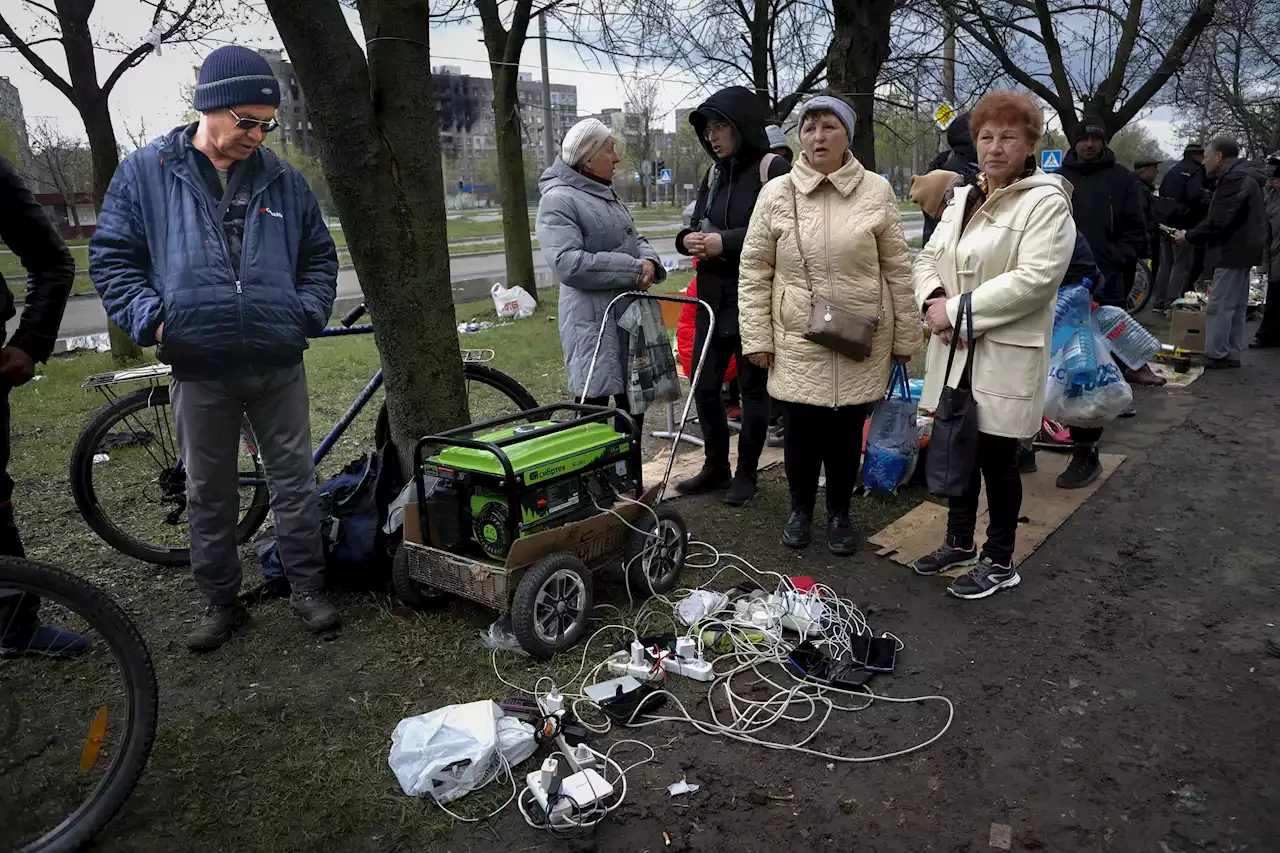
[1205,267,1251,361]
[172,363,325,606]
[1155,237,1196,309]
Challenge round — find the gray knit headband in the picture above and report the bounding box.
[799,96,857,149]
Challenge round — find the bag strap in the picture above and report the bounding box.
[215,161,251,225]
[790,179,816,295]
[942,293,975,388]
[759,153,777,184]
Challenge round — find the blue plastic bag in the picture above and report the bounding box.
[862,364,919,495]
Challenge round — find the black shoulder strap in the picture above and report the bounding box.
[215,161,251,224]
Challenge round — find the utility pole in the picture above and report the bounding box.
[912,62,921,176]
[942,10,956,105]
[539,12,555,168]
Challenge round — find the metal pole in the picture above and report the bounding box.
[539,12,555,167]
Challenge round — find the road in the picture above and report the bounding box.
[6,218,922,344]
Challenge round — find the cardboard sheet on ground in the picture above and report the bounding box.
[644,433,784,494]
[1149,362,1204,388]
[868,452,1125,574]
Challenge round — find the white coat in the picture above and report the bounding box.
[912,171,1076,439]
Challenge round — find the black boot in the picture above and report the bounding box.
[826,512,860,556]
[675,464,732,495]
[780,510,812,549]
[724,472,758,507]
[1057,446,1102,489]
[1017,445,1038,474]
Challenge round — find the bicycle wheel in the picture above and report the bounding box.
[0,556,158,853]
[69,386,270,567]
[374,363,539,446]
[1127,261,1153,314]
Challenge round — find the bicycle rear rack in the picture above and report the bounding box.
[81,363,174,391]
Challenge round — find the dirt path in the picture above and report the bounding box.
[14,348,1280,853]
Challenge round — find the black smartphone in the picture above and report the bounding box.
[850,634,898,673]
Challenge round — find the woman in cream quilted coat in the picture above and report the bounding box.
[909,90,1076,602]
[739,95,922,555]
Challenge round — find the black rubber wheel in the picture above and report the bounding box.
[0,556,158,853]
[374,363,539,447]
[1127,261,1153,315]
[510,553,594,660]
[623,503,688,596]
[390,544,447,609]
[69,385,270,567]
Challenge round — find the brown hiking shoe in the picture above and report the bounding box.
[185,603,250,652]
[290,592,342,633]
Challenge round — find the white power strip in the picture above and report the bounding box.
[525,763,615,826]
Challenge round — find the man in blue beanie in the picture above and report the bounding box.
[90,45,340,651]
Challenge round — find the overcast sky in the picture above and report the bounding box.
[0,0,1182,155]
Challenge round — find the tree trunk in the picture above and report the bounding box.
[826,0,894,171]
[490,66,538,298]
[265,0,469,473]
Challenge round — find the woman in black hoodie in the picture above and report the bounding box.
[674,86,791,506]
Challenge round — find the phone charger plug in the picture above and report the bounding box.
[674,636,698,660]
[543,691,565,717]
[660,655,715,681]
[570,743,598,771]
[605,652,663,681]
[525,767,614,827]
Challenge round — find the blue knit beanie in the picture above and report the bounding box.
[194,46,281,113]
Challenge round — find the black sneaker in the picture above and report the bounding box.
[780,510,812,549]
[185,603,250,652]
[826,512,859,556]
[290,592,342,633]
[1204,357,1241,370]
[946,557,1021,600]
[724,473,758,507]
[1017,445,1038,474]
[675,464,732,495]
[1056,447,1101,489]
[912,537,977,576]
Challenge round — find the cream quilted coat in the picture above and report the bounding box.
[739,152,922,408]
[912,171,1076,439]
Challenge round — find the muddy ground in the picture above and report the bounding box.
[8,338,1280,853]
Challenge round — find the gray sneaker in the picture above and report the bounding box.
[290,592,342,633]
[185,603,250,652]
[946,557,1021,600]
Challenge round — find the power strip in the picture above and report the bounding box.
[771,592,825,637]
[525,760,615,826]
[604,643,663,681]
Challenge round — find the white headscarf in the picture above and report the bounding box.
[561,118,611,167]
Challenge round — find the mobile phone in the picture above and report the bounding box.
[851,634,898,673]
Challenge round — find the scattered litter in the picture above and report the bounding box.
[675,589,730,625]
[898,812,907,827]
[989,822,1013,849]
[825,762,835,771]
[93,453,110,465]
[667,777,699,797]
[30,374,42,381]
[388,700,536,801]
[478,617,527,656]
[491,283,537,319]
[62,332,111,353]
[839,797,858,813]
[458,320,498,334]
[663,831,671,846]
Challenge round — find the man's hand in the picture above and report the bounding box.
[156,322,164,343]
[682,232,705,255]
[639,261,656,290]
[0,346,36,387]
[747,352,774,369]
[924,297,953,334]
[696,232,724,260]
[1174,229,1189,246]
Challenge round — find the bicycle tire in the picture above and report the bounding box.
[0,556,158,853]
[69,386,271,567]
[1127,261,1153,315]
[374,363,539,447]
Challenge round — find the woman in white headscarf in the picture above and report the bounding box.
[536,118,666,425]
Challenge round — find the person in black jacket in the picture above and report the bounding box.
[920,112,978,245]
[1175,137,1266,369]
[1154,144,1207,309]
[1134,157,1162,290]
[0,153,88,656]
[674,86,791,506]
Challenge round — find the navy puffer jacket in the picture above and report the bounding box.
[90,125,337,378]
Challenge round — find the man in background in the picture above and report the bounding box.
[1175,137,1265,369]
[1154,144,1208,310]
[1253,157,1280,349]
[1134,157,1162,292]
[0,153,88,656]
[91,45,340,651]
[920,112,978,246]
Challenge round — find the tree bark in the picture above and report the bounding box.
[478,0,539,301]
[826,0,894,171]
[265,0,469,473]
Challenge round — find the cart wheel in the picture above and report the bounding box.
[391,545,446,610]
[623,504,688,597]
[511,553,594,660]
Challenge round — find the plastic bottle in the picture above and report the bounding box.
[1093,305,1160,367]
[1062,325,1097,386]
[1053,284,1093,354]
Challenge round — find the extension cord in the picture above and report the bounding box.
[604,649,662,681]
[525,766,615,826]
[770,592,824,637]
[660,655,714,681]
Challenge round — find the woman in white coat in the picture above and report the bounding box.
[910,90,1076,600]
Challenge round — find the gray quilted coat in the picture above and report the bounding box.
[536,159,666,398]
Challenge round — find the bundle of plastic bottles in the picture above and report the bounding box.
[1053,284,1096,384]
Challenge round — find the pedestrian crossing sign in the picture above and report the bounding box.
[1041,149,1063,171]
[934,103,956,130]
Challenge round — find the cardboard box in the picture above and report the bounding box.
[1169,307,1206,353]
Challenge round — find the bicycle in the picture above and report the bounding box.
[1127,260,1153,314]
[0,555,158,853]
[69,303,538,566]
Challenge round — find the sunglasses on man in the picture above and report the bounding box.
[229,108,278,133]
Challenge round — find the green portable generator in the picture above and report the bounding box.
[419,406,642,560]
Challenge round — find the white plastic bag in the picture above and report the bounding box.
[1044,329,1133,426]
[388,700,536,802]
[491,282,537,319]
[675,590,730,626]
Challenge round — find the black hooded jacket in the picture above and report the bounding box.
[921,113,978,244]
[675,86,790,335]
[1157,155,1208,229]
[1056,147,1148,303]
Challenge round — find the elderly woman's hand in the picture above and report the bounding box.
[696,232,724,259]
[747,352,774,369]
[924,296,953,335]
